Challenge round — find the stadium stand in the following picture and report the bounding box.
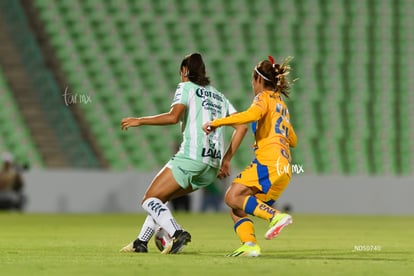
[0,0,101,168]
[0,69,44,167]
[0,0,412,174]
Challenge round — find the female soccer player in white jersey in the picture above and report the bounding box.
[120,53,247,254]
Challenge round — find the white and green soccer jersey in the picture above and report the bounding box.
[171,82,237,168]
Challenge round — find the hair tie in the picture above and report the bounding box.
[268,55,276,68]
[254,66,271,82]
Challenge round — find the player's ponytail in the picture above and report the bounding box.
[180,53,210,86]
[254,56,296,98]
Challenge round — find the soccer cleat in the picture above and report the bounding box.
[119,239,148,253]
[227,242,261,257]
[264,213,293,240]
[164,230,191,254]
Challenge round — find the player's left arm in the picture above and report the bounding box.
[285,108,297,147]
[121,104,186,130]
[288,124,297,147]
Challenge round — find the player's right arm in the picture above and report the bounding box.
[121,82,188,130]
[218,123,247,178]
[202,93,268,134]
[217,98,248,178]
[202,105,262,135]
[120,104,186,130]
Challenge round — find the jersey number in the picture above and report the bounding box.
[275,103,290,138]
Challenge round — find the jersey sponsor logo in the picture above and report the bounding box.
[202,99,222,110]
[202,99,223,117]
[195,87,223,102]
[201,147,221,159]
[196,87,224,115]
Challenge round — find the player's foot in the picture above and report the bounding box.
[265,213,293,240]
[165,230,191,254]
[119,239,148,253]
[227,242,261,257]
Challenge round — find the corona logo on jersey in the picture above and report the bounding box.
[196,87,223,115]
[195,87,224,102]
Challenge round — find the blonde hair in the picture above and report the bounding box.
[254,56,297,97]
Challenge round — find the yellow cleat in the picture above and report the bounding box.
[265,213,293,240]
[227,243,261,257]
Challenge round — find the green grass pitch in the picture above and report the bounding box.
[0,213,413,276]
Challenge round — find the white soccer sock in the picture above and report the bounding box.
[142,197,182,237]
[137,215,156,242]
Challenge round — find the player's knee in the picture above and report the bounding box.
[225,184,256,209]
[224,188,237,208]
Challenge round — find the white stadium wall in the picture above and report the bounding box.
[22,169,414,215]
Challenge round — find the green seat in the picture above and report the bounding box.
[29,0,411,174]
[0,68,44,167]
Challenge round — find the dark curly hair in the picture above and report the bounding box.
[180,53,210,86]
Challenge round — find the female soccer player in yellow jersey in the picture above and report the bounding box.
[203,56,297,257]
[120,53,247,254]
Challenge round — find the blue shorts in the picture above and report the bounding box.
[166,156,219,190]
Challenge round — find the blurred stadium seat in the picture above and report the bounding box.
[0,69,43,167]
[0,0,411,174]
[0,0,100,168]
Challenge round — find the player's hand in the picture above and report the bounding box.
[202,122,216,134]
[217,160,230,179]
[121,117,141,130]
